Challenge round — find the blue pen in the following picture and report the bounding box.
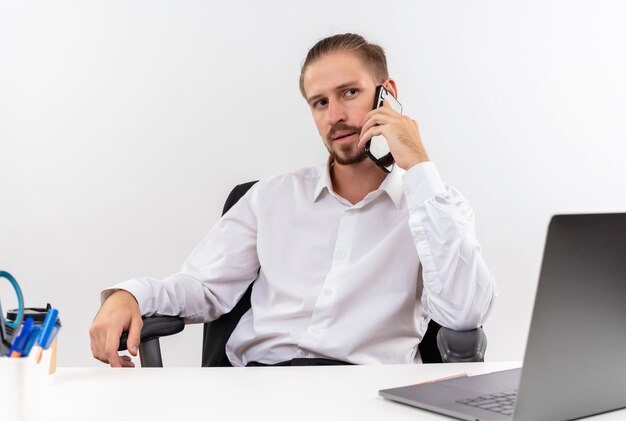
[8,317,34,357]
[22,325,42,357]
[42,322,61,349]
[37,308,59,350]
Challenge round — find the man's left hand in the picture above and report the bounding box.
[357,99,430,170]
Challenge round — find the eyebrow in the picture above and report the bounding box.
[306,81,361,105]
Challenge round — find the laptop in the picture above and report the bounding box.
[380,213,626,420]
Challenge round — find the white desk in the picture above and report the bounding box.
[46,362,625,420]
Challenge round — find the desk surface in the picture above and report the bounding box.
[47,362,624,420]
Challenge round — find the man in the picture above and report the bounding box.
[90,33,497,368]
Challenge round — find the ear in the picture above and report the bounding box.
[383,79,399,100]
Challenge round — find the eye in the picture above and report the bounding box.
[345,88,358,98]
[313,98,328,109]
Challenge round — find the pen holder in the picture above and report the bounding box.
[7,306,60,374]
[0,350,54,421]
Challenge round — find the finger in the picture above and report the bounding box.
[89,327,99,360]
[89,324,109,364]
[359,115,392,144]
[357,126,385,149]
[90,338,105,363]
[104,331,123,368]
[126,315,143,357]
[120,355,136,368]
[361,107,401,130]
[107,354,122,368]
[361,106,395,126]
[91,348,108,365]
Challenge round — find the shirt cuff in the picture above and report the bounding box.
[402,161,447,208]
[100,279,153,315]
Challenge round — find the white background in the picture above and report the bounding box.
[1,1,625,367]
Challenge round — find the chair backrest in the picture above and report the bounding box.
[201,181,443,366]
[202,181,258,367]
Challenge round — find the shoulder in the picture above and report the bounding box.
[255,166,322,195]
[227,166,322,216]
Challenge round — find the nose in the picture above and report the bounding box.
[327,100,347,126]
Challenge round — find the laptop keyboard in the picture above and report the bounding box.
[456,390,517,416]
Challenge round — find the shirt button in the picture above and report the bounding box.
[323,288,333,295]
[302,351,309,357]
[346,209,355,216]
[335,251,346,259]
[310,327,320,335]
[415,231,426,242]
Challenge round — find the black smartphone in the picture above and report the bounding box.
[365,85,403,173]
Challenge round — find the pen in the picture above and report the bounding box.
[34,308,61,363]
[22,325,42,357]
[38,308,59,350]
[414,373,470,386]
[9,317,34,357]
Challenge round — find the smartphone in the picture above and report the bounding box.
[365,85,403,173]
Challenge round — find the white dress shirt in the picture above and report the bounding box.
[103,161,497,366]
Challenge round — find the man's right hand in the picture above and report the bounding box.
[89,290,143,368]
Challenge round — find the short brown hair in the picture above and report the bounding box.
[299,33,389,97]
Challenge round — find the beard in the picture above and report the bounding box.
[328,142,368,165]
[325,122,368,166]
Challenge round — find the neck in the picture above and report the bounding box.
[330,158,388,205]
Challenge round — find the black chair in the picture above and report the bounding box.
[119,181,487,367]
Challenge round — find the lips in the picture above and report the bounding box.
[331,131,357,142]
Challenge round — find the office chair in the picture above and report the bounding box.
[119,181,487,367]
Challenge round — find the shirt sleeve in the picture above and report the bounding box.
[100,184,261,324]
[402,161,498,330]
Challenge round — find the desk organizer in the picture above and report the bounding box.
[0,348,55,421]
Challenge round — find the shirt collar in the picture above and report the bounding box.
[313,157,333,202]
[313,160,404,209]
[378,164,404,209]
